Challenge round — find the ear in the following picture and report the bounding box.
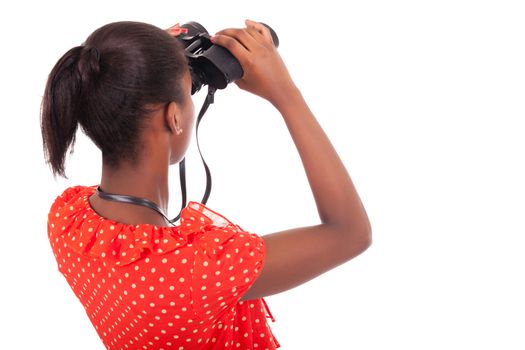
[164,101,183,135]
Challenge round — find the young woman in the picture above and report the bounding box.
[42,19,371,349]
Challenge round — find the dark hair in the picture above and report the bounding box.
[41,21,188,177]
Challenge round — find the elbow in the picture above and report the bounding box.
[355,228,372,254]
[363,221,373,249]
[340,223,372,257]
[326,216,372,257]
[327,208,372,253]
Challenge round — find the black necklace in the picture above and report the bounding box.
[95,187,176,225]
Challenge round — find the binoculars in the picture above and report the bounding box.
[177,22,279,94]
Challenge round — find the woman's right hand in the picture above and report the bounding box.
[213,20,299,108]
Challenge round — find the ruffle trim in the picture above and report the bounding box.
[48,186,247,266]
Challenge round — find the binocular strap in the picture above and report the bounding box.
[172,86,217,223]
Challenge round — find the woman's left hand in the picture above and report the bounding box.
[165,23,188,37]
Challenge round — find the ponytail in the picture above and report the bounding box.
[41,45,101,177]
[41,21,188,178]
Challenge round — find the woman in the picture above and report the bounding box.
[42,19,372,349]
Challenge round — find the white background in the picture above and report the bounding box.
[1,0,524,349]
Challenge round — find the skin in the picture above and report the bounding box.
[89,20,372,301]
[88,72,195,226]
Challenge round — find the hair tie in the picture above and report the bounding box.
[83,45,100,62]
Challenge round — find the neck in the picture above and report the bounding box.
[91,159,171,226]
[100,164,169,210]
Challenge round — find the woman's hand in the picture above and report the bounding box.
[165,23,188,37]
[213,20,299,108]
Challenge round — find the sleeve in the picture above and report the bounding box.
[191,225,266,320]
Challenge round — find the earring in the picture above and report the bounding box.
[176,127,183,135]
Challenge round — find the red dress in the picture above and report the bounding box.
[48,186,280,350]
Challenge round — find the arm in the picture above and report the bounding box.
[213,20,372,300]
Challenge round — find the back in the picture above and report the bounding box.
[48,186,280,349]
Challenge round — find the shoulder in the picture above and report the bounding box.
[187,201,265,261]
[49,185,96,212]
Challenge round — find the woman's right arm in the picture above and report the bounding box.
[213,20,372,300]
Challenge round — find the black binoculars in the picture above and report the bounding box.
[177,22,279,95]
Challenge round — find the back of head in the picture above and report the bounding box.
[41,21,188,177]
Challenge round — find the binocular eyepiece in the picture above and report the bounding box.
[176,22,279,95]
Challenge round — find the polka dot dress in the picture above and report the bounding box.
[48,186,280,349]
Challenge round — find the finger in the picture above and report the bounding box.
[212,33,251,63]
[166,23,188,37]
[245,19,273,43]
[166,23,180,30]
[245,26,268,46]
[168,28,187,36]
[214,28,259,52]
